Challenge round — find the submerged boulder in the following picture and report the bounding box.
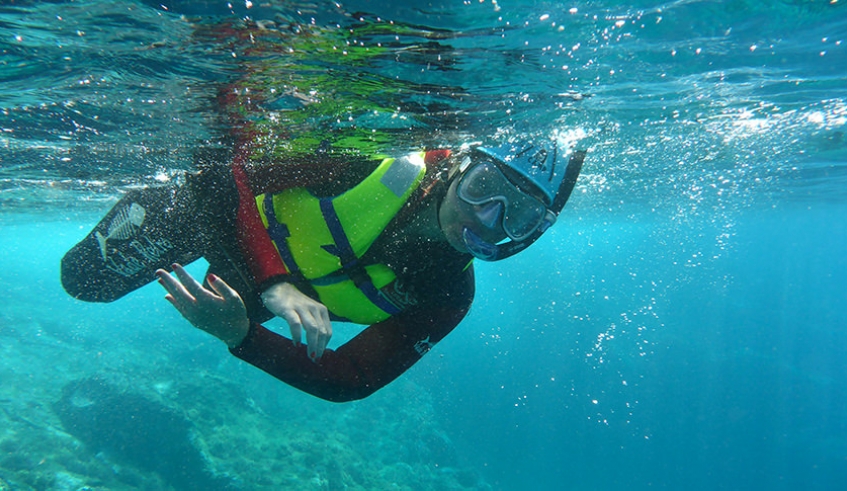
[53,377,233,491]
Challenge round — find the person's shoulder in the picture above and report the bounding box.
[307,158,377,196]
[409,252,475,307]
[243,152,380,195]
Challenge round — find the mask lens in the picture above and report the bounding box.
[457,162,551,241]
[458,164,504,203]
[502,198,547,239]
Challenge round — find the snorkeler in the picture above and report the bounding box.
[62,141,584,402]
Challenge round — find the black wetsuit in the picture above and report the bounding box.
[61,150,475,402]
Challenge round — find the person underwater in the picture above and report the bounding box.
[62,139,585,401]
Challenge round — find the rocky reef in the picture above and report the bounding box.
[0,309,488,491]
[52,377,233,491]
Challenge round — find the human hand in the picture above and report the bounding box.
[156,264,250,349]
[261,282,331,362]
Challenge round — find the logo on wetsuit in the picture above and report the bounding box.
[95,202,175,277]
[380,279,419,311]
[414,336,434,356]
[96,202,146,260]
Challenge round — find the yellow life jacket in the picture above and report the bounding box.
[255,152,427,324]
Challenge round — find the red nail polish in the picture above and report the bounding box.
[208,274,216,283]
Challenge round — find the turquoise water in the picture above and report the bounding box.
[2,1,847,490]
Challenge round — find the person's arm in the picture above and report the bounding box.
[158,262,474,402]
[229,281,472,402]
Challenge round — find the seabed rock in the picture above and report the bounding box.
[53,377,234,491]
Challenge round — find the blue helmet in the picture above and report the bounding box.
[475,139,584,216]
[476,141,561,206]
[459,139,585,261]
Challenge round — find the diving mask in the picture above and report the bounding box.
[456,161,557,241]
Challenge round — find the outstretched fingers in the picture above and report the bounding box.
[156,268,194,320]
[156,264,250,347]
[156,268,193,302]
[171,263,210,300]
[157,264,223,306]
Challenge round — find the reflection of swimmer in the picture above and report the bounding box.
[62,141,584,401]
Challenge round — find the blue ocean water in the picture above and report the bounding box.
[2,1,846,490]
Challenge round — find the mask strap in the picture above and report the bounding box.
[551,150,586,214]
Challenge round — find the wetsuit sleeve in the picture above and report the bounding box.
[229,267,475,402]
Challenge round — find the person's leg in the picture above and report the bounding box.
[61,184,202,302]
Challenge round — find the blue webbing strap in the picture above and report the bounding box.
[319,198,401,316]
[263,195,301,274]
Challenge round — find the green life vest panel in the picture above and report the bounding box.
[256,152,427,324]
